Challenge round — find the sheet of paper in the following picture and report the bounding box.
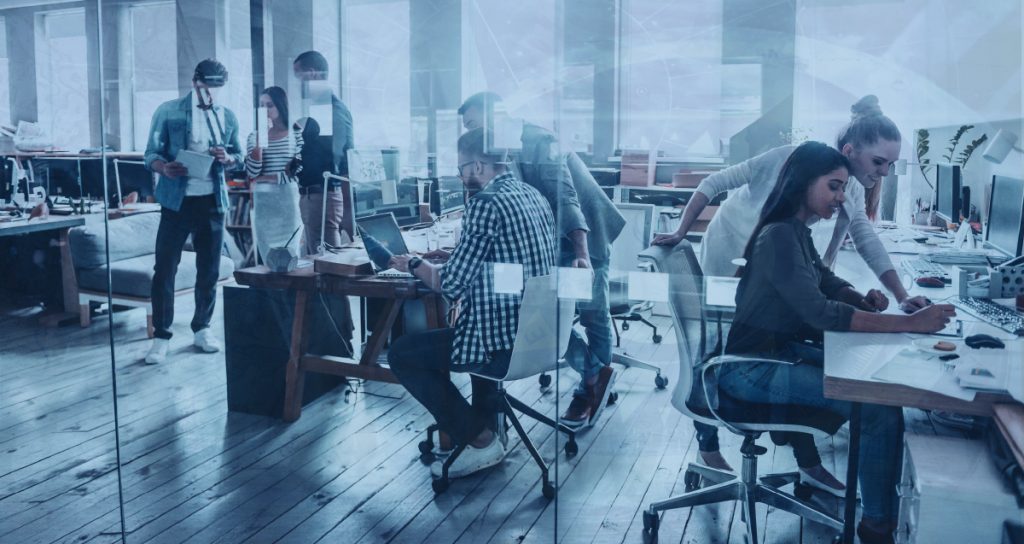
[871,349,976,401]
[256,107,269,149]
[175,149,215,179]
[493,263,524,295]
[557,267,593,301]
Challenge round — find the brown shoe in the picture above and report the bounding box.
[559,395,592,428]
[588,365,617,424]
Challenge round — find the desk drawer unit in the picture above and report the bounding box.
[896,433,1020,544]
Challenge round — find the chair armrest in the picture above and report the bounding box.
[697,354,795,436]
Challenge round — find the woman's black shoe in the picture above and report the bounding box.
[856,521,895,544]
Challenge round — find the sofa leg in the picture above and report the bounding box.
[147,314,154,339]
[79,303,91,327]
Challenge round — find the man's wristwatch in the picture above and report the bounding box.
[408,256,424,273]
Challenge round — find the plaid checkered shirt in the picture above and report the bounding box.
[441,172,556,367]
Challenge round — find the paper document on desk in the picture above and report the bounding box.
[175,150,215,179]
[871,349,977,401]
[956,358,1012,395]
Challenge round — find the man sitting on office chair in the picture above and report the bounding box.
[386,128,556,479]
[458,92,625,429]
[143,59,242,364]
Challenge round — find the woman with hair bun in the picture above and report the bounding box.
[651,96,930,496]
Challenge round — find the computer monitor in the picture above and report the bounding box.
[934,164,961,223]
[985,175,1024,256]
[350,179,420,227]
[430,176,465,216]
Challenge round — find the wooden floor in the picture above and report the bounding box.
[0,289,961,544]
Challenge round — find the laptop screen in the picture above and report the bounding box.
[356,213,409,269]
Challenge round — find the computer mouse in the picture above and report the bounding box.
[915,276,945,288]
[964,334,1006,349]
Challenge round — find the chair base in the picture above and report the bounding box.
[644,435,843,544]
[424,390,578,498]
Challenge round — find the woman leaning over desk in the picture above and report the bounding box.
[653,96,931,491]
[718,141,955,543]
[246,86,303,262]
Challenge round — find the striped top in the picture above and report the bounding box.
[245,130,303,182]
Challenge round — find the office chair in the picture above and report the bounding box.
[642,242,846,544]
[608,202,662,346]
[423,275,579,498]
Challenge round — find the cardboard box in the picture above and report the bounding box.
[621,151,655,186]
[672,171,713,188]
[314,250,372,276]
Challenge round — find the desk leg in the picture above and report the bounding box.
[359,298,402,367]
[40,227,81,327]
[842,402,862,543]
[283,290,311,422]
[423,294,446,329]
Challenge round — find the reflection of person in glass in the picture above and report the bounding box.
[386,128,556,480]
[246,86,303,261]
[143,59,242,364]
[292,50,354,252]
[459,92,625,429]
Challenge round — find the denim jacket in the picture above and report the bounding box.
[143,93,242,213]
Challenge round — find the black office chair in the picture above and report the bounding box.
[642,242,846,544]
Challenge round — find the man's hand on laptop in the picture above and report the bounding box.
[422,249,451,263]
[389,254,414,272]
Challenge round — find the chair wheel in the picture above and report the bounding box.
[431,477,449,494]
[794,482,814,500]
[538,373,552,389]
[622,322,630,331]
[564,439,579,457]
[642,510,660,535]
[652,334,662,343]
[542,482,556,499]
[684,469,702,492]
[418,440,434,455]
[607,391,619,405]
[654,374,668,389]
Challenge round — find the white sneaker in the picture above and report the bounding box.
[430,437,505,479]
[193,328,221,353]
[145,339,169,365]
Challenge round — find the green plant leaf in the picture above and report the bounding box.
[957,134,988,168]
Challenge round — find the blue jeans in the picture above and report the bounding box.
[718,353,904,522]
[561,252,613,398]
[151,195,224,340]
[388,328,510,446]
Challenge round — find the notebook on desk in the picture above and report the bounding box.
[356,213,414,279]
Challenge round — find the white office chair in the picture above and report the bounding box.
[642,242,846,544]
[427,274,580,498]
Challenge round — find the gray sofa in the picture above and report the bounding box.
[69,212,234,336]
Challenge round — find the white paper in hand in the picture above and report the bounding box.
[175,150,215,180]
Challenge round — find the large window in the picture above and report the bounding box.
[342,0,410,155]
[35,8,89,150]
[461,0,558,134]
[0,16,9,127]
[619,1,724,157]
[122,1,178,151]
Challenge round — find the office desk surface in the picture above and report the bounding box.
[0,215,85,236]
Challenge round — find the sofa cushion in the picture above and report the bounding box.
[70,212,161,269]
[77,252,234,298]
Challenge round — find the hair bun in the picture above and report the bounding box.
[851,95,883,119]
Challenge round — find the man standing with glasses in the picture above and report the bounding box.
[143,59,242,364]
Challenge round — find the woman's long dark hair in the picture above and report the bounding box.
[262,86,289,128]
[739,141,852,266]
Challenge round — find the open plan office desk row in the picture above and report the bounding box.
[826,246,1022,543]
[233,263,447,422]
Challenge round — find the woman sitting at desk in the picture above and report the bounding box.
[718,141,955,543]
[246,86,303,261]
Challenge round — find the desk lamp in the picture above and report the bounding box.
[982,129,1023,164]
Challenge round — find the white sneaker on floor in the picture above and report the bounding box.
[193,328,221,353]
[145,339,169,365]
[430,437,505,479]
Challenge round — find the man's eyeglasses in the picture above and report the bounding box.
[458,160,479,177]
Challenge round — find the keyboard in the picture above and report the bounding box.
[921,249,992,265]
[901,258,950,282]
[953,296,1024,336]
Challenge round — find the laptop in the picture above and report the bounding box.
[356,213,414,278]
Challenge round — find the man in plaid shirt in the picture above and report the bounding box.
[387,128,556,479]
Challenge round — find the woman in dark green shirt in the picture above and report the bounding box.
[719,141,955,543]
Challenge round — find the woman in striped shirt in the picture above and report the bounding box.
[246,86,303,261]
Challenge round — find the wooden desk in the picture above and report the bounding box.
[823,247,1023,543]
[233,265,447,421]
[0,215,86,324]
